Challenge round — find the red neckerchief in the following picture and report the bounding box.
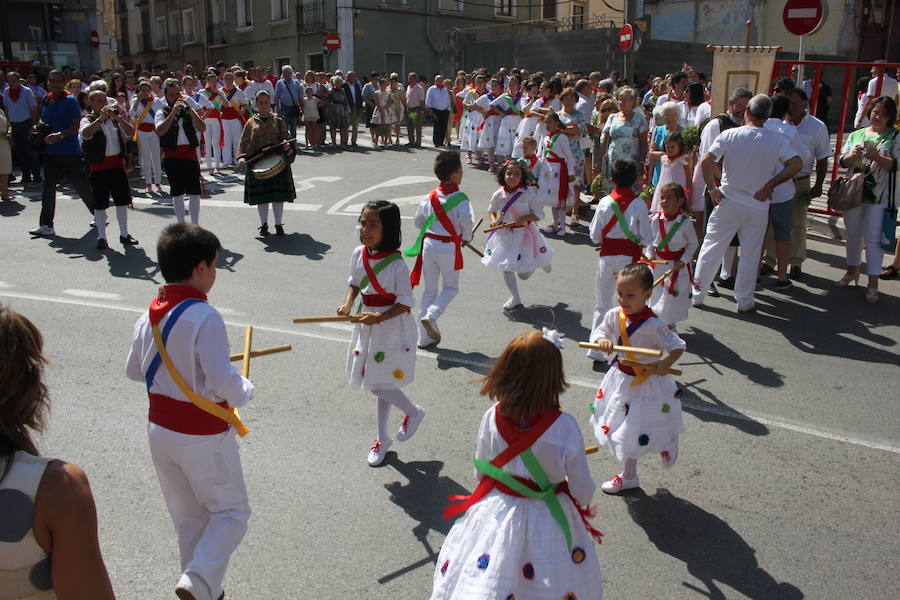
[502,184,524,194]
[625,307,656,323]
[45,89,70,102]
[524,154,538,171]
[660,210,680,222]
[148,285,208,326]
[666,151,685,162]
[436,82,444,89]
[609,187,637,213]
[362,248,397,295]
[495,406,561,444]
[7,85,21,103]
[438,181,459,195]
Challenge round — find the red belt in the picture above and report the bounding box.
[148,393,229,435]
[89,155,125,173]
[362,293,396,307]
[163,144,200,161]
[138,122,156,132]
[425,233,455,243]
[598,237,641,260]
[614,360,638,377]
[546,155,569,209]
[496,474,568,498]
[656,248,688,295]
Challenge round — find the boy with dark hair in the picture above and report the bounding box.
[404,151,474,347]
[126,223,253,600]
[585,158,651,365]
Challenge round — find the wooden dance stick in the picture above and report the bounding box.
[592,248,666,263]
[620,358,683,377]
[483,222,517,234]
[293,314,362,324]
[463,241,485,258]
[229,344,292,362]
[241,325,253,378]
[471,217,483,236]
[585,445,600,455]
[577,342,662,358]
[653,268,674,288]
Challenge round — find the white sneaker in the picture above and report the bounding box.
[29,225,55,236]
[420,317,441,345]
[556,229,565,238]
[502,297,523,310]
[367,438,392,466]
[601,473,640,494]
[397,406,425,442]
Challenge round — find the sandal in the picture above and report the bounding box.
[879,265,899,280]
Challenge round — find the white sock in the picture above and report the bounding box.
[556,209,566,230]
[115,205,129,237]
[173,196,186,223]
[273,202,284,226]
[375,396,392,443]
[377,388,416,417]
[551,209,560,227]
[503,271,520,303]
[257,203,268,226]
[189,195,200,224]
[623,458,638,480]
[94,209,108,239]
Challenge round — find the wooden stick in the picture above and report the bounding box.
[471,217,483,236]
[229,344,292,362]
[241,325,253,378]
[585,445,599,455]
[293,315,361,324]
[653,268,674,288]
[483,222,517,234]
[620,357,683,377]
[463,241,485,258]
[577,342,662,357]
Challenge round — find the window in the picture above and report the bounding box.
[380,0,408,6]
[542,0,556,20]
[236,0,253,28]
[572,3,584,30]
[384,52,404,78]
[438,0,463,10]
[155,16,166,48]
[275,56,291,70]
[271,0,288,21]
[495,0,515,17]
[182,9,195,43]
[211,0,225,25]
[168,11,180,48]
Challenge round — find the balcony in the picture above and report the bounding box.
[299,0,324,33]
[208,22,227,44]
[169,33,182,55]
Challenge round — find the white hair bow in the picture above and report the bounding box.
[542,327,563,349]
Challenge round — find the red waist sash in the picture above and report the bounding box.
[656,248,688,295]
[148,393,229,435]
[138,122,156,132]
[89,156,125,173]
[425,233,454,243]
[598,237,641,260]
[362,293,396,307]
[163,144,200,161]
[545,152,569,209]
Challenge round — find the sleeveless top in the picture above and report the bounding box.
[0,451,57,599]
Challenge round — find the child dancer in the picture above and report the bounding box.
[511,81,542,158]
[301,86,324,148]
[491,76,525,163]
[405,151,474,348]
[475,79,504,171]
[520,136,540,175]
[219,72,246,166]
[432,330,603,600]
[129,81,162,192]
[586,158,651,363]
[483,159,553,309]
[201,72,224,173]
[536,112,576,237]
[650,131,692,212]
[588,263,685,494]
[460,75,486,165]
[337,201,425,467]
[126,224,253,600]
[650,183,698,330]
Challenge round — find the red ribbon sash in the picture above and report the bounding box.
[410,189,464,287]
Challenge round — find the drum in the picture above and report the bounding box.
[249,153,286,180]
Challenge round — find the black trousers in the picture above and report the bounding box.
[90,167,132,210]
[432,109,450,146]
[11,120,39,179]
[40,154,94,226]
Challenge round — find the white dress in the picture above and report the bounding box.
[532,97,561,149]
[459,87,483,153]
[536,133,577,209]
[430,405,603,600]
[649,213,698,326]
[482,186,553,273]
[492,93,527,157]
[650,153,691,212]
[589,307,686,461]
[346,246,417,391]
[475,93,502,152]
[511,95,544,158]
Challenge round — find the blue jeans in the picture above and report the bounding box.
[280,105,299,139]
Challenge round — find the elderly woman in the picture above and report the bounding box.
[558,87,588,223]
[648,101,682,186]
[598,86,648,192]
[237,90,296,237]
[835,96,899,303]
[326,75,350,148]
[0,306,116,599]
[387,73,406,145]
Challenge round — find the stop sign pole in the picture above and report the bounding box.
[782,0,827,84]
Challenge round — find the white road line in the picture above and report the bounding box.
[0,282,12,289]
[319,322,354,332]
[129,198,322,211]
[62,289,122,301]
[2,289,897,455]
[327,175,434,216]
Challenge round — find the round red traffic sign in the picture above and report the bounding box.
[90,30,100,48]
[619,24,633,52]
[324,34,341,50]
[782,0,825,36]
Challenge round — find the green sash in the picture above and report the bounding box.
[608,199,639,245]
[543,133,561,157]
[502,94,523,116]
[402,191,469,257]
[656,215,687,252]
[202,89,222,110]
[359,251,402,289]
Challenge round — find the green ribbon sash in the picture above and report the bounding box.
[609,199,639,245]
[403,191,469,258]
[544,134,561,157]
[502,94,523,116]
[656,216,687,252]
[359,251,402,290]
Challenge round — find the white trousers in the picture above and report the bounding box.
[221,119,243,166]
[843,202,886,276]
[694,200,768,309]
[204,118,223,169]
[417,240,461,325]
[137,130,162,184]
[149,423,250,600]
[587,254,632,360]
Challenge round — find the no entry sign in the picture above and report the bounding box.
[619,24,633,52]
[783,0,825,36]
[90,30,100,48]
[324,34,341,51]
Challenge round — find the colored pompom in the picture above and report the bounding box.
[522,563,535,579]
[440,559,449,574]
[477,553,490,570]
[596,388,604,399]
[571,547,586,564]
[674,388,683,399]
[506,596,516,600]
[564,594,578,600]
[662,403,671,413]
[539,246,547,254]
[374,351,385,363]
[601,425,610,434]
[624,403,630,415]
[392,369,404,379]
[638,434,649,446]
[589,402,595,414]
[353,349,360,355]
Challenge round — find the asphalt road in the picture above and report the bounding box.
[1,133,898,600]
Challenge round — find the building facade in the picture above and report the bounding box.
[1,0,100,70]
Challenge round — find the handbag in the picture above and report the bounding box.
[827,170,865,212]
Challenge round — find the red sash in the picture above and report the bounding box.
[410,188,464,287]
[362,249,398,306]
[656,214,688,295]
[7,85,21,103]
[89,155,126,173]
[138,122,155,132]
[613,307,656,376]
[221,88,243,120]
[599,189,641,259]
[149,393,230,435]
[545,150,570,209]
[163,144,200,161]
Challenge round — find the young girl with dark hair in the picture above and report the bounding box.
[337,201,425,466]
[649,183,698,330]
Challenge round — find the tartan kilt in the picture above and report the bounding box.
[243,163,296,205]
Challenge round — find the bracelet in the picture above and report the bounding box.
[376,313,383,324]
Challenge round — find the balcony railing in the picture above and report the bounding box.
[209,22,227,44]
[299,1,324,33]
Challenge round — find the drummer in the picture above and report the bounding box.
[237,89,297,236]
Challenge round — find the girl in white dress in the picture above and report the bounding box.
[588,263,686,494]
[431,329,603,600]
[531,78,563,148]
[460,75,487,164]
[475,79,505,171]
[536,112,576,237]
[483,160,553,309]
[492,76,526,162]
[649,183,698,329]
[511,81,542,158]
[650,131,691,213]
[337,201,425,466]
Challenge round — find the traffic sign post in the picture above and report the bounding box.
[90,30,100,48]
[619,24,633,52]
[324,34,341,51]
[782,0,826,83]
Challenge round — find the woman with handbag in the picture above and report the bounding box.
[834,97,899,303]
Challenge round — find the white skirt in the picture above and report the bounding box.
[589,365,683,462]
[476,115,502,151]
[461,111,484,153]
[650,263,692,326]
[495,115,522,157]
[512,116,540,158]
[346,310,417,391]
[482,224,553,273]
[430,490,603,600]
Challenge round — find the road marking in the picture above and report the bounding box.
[327,175,433,216]
[1,289,897,455]
[0,282,12,289]
[343,194,424,217]
[295,176,342,193]
[129,198,322,211]
[62,289,122,300]
[319,322,354,332]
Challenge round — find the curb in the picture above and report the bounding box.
[807,213,845,240]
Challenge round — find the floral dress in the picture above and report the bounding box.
[602,111,648,186]
[559,110,587,185]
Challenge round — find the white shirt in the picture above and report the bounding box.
[186,90,214,110]
[153,97,202,145]
[425,85,452,111]
[707,125,797,212]
[246,80,275,110]
[413,188,475,242]
[589,193,652,246]
[79,115,121,156]
[790,113,831,177]
[125,293,254,409]
[763,118,809,203]
[866,74,899,101]
[680,101,710,127]
[1,85,37,122]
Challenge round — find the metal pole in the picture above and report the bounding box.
[623,0,632,83]
[797,35,805,85]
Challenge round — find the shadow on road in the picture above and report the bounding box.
[378,457,470,584]
[217,247,244,272]
[678,379,769,436]
[258,232,330,260]
[681,327,784,388]
[625,488,804,600]
[0,199,26,217]
[432,347,493,376]
[46,231,103,262]
[105,245,161,282]
[505,301,591,343]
